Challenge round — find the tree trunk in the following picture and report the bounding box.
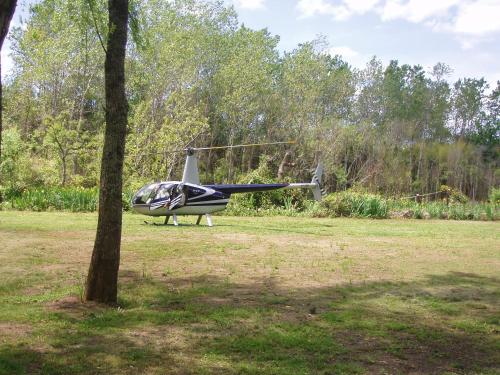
[62,154,67,186]
[0,0,17,191]
[85,0,128,304]
[277,151,292,180]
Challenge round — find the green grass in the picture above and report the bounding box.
[0,212,498,374]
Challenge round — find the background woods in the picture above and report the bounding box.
[1,0,498,200]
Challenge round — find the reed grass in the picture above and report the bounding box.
[1,187,134,212]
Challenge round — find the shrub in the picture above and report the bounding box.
[440,185,469,204]
[228,155,309,212]
[489,187,500,205]
[321,191,388,218]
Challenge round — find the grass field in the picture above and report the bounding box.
[0,212,498,375]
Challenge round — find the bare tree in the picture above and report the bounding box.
[85,0,129,304]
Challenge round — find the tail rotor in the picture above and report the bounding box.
[311,163,325,201]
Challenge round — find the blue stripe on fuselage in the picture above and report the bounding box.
[188,190,228,202]
[203,183,289,194]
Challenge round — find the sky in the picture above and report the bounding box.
[231,0,500,85]
[2,0,500,86]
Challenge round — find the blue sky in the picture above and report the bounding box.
[232,0,500,85]
[2,0,500,86]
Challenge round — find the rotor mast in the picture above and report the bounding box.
[181,148,201,185]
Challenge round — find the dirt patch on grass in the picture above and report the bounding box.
[125,326,190,351]
[46,296,108,317]
[0,322,31,340]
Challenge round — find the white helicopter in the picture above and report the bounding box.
[131,142,324,226]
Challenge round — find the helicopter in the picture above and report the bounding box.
[131,142,324,226]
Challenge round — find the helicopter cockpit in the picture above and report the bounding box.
[132,182,193,211]
[132,183,176,204]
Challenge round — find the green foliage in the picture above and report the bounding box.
[440,185,469,204]
[228,156,309,212]
[2,0,498,202]
[388,199,498,221]
[0,188,135,212]
[0,128,34,189]
[489,187,500,205]
[2,187,98,212]
[227,187,497,221]
[321,191,389,218]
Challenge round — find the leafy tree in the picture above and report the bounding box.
[0,0,17,189]
[1,0,498,200]
[43,112,83,185]
[452,78,488,138]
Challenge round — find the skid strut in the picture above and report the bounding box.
[163,214,213,227]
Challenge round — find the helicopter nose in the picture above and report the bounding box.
[131,204,148,215]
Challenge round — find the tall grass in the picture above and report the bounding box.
[226,190,498,221]
[1,186,498,220]
[1,187,135,212]
[388,199,497,221]
[321,191,389,218]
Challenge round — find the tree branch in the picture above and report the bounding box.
[86,0,107,54]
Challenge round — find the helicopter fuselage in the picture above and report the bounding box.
[131,181,289,216]
[131,144,323,225]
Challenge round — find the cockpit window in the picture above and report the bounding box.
[133,183,159,204]
[154,184,174,200]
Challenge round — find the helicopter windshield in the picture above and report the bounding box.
[133,183,159,205]
[154,184,174,200]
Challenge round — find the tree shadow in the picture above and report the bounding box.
[0,271,498,374]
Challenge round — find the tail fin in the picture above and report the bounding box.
[311,162,324,201]
[284,162,325,201]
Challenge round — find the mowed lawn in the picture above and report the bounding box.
[0,212,498,375]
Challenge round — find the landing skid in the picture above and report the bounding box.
[144,214,214,227]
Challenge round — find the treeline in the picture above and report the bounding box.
[1,0,498,200]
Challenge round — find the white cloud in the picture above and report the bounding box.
[296,0,500,38]
[328,45,359,58]
[296,0,380,20]
[453,0,500,35]
[346,0,381,14]
[324,45,372,69]
[234,0,266,10]
[458,38,474,50]
[296,0,336,18]
[380,0,460,23]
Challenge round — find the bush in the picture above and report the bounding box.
[489,187,500,205]
[321,191,388,218]
[440,185,469,204]
[228,155,309,212]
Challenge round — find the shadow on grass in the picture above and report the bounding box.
[1,272,499,374]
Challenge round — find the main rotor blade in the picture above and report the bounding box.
[160,140,296,155]
[193,140,296,151]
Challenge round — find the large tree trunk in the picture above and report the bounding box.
[85,0,128,304]
[0,0,17,191]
